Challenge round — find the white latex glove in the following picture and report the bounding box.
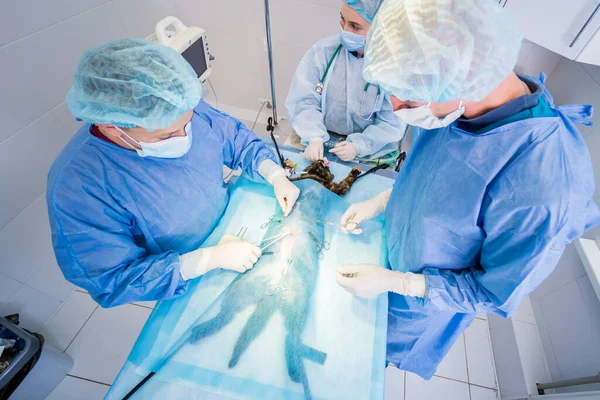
[336,264,426,298]
[329,141,359,161]
[259,160,300,217]
[271,173,300,216]
[340,188,392,234]
[303,138,324,161]
[179,234,262,280]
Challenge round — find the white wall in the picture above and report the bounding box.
[3,3,598,385]
[515,39,562,78]
[0,1,126,332]
[496,39,600,393]
[485,40,600,395]
[528,55,600,392]
[0,0,339,333]
[175,0,339,118]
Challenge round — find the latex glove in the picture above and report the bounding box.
[259,159,300,216]
[179,234,262,280]
[340,188,392,234]
[304,138,324,161]
[336,264,426,298]
[271,173,300,216]
[329,141,359,161]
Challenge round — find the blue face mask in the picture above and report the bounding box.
[339,26,366,52]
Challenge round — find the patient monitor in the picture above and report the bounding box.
[147,16,214,82]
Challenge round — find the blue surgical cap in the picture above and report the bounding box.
[346,0,384,24]
[66,38,202,131]
[364,0,523,102]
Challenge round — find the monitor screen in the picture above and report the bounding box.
[182,37,208,78]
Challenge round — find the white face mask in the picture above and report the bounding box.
[116,121,192,158]
[395,101,465,130]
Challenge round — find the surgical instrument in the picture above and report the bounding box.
[236,226,248,238]
[259,230,297,251]
[342,215,359,232]
[305,230,330,259]
[261,215,283,229]
[266,260,293,301]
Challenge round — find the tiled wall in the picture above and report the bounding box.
[515,39,562,78]
[496,40,600,393]
[2,5,599,388]
[0,0,337,334]
[531,55,600,391]
[0,0,128,331]
[175,0,339,116]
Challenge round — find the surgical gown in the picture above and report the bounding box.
[285,35,406,159]
[47,101,277,308]
[385,74,600,379]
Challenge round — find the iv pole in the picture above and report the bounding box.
[264,0,278,125]
[263,0,286,167]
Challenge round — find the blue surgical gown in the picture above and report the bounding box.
[385,74,600,379]
[47,101,277,308]
[285,35,406,158]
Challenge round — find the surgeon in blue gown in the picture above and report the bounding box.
[336,0,600,380]
[47,39,300,308]
[285,0,405,162]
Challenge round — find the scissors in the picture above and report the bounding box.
[344,215,360,232]
[266,260,293,301]
[261,215,283,229]
[306,231,330,260]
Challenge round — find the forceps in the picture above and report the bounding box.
[261,215,283,229]
[306,230,330,259]
[342,215,360,232]
[311,219,345,229]
[259,230,296,251]
[266,260,293,300]
[236,226,248,238]
[306,217,358,232]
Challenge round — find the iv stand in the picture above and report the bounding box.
[264,0,277,125]
[264,0,286,168]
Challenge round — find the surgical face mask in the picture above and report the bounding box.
[117,121,193,158]
[394,101,465,130]
[339,27,366,52]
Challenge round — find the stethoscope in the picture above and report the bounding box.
[314,44,382,121]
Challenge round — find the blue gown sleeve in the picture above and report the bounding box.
[347,94,406,157]
[285,45,330,146]
[198,102,277,181]
[421,153,599,317]
[422,203,566,317]
[48,184,189,308]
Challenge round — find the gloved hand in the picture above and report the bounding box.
[271,173,300,217]
[259,160,300,216]
[304,138,324,161]
[336,264,426,298]
[329,141,359,161]
[179,235,262,280]
[340,188,392,234]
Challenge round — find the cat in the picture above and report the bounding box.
[289,160,361,196]
[188,181,331,399]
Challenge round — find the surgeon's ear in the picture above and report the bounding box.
[97,124,123,140]
[390,96,402,111]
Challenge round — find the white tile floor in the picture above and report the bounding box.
[385,315,498,400]
[43,290,497,400]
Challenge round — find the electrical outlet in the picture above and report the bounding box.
[258,98,272,109]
